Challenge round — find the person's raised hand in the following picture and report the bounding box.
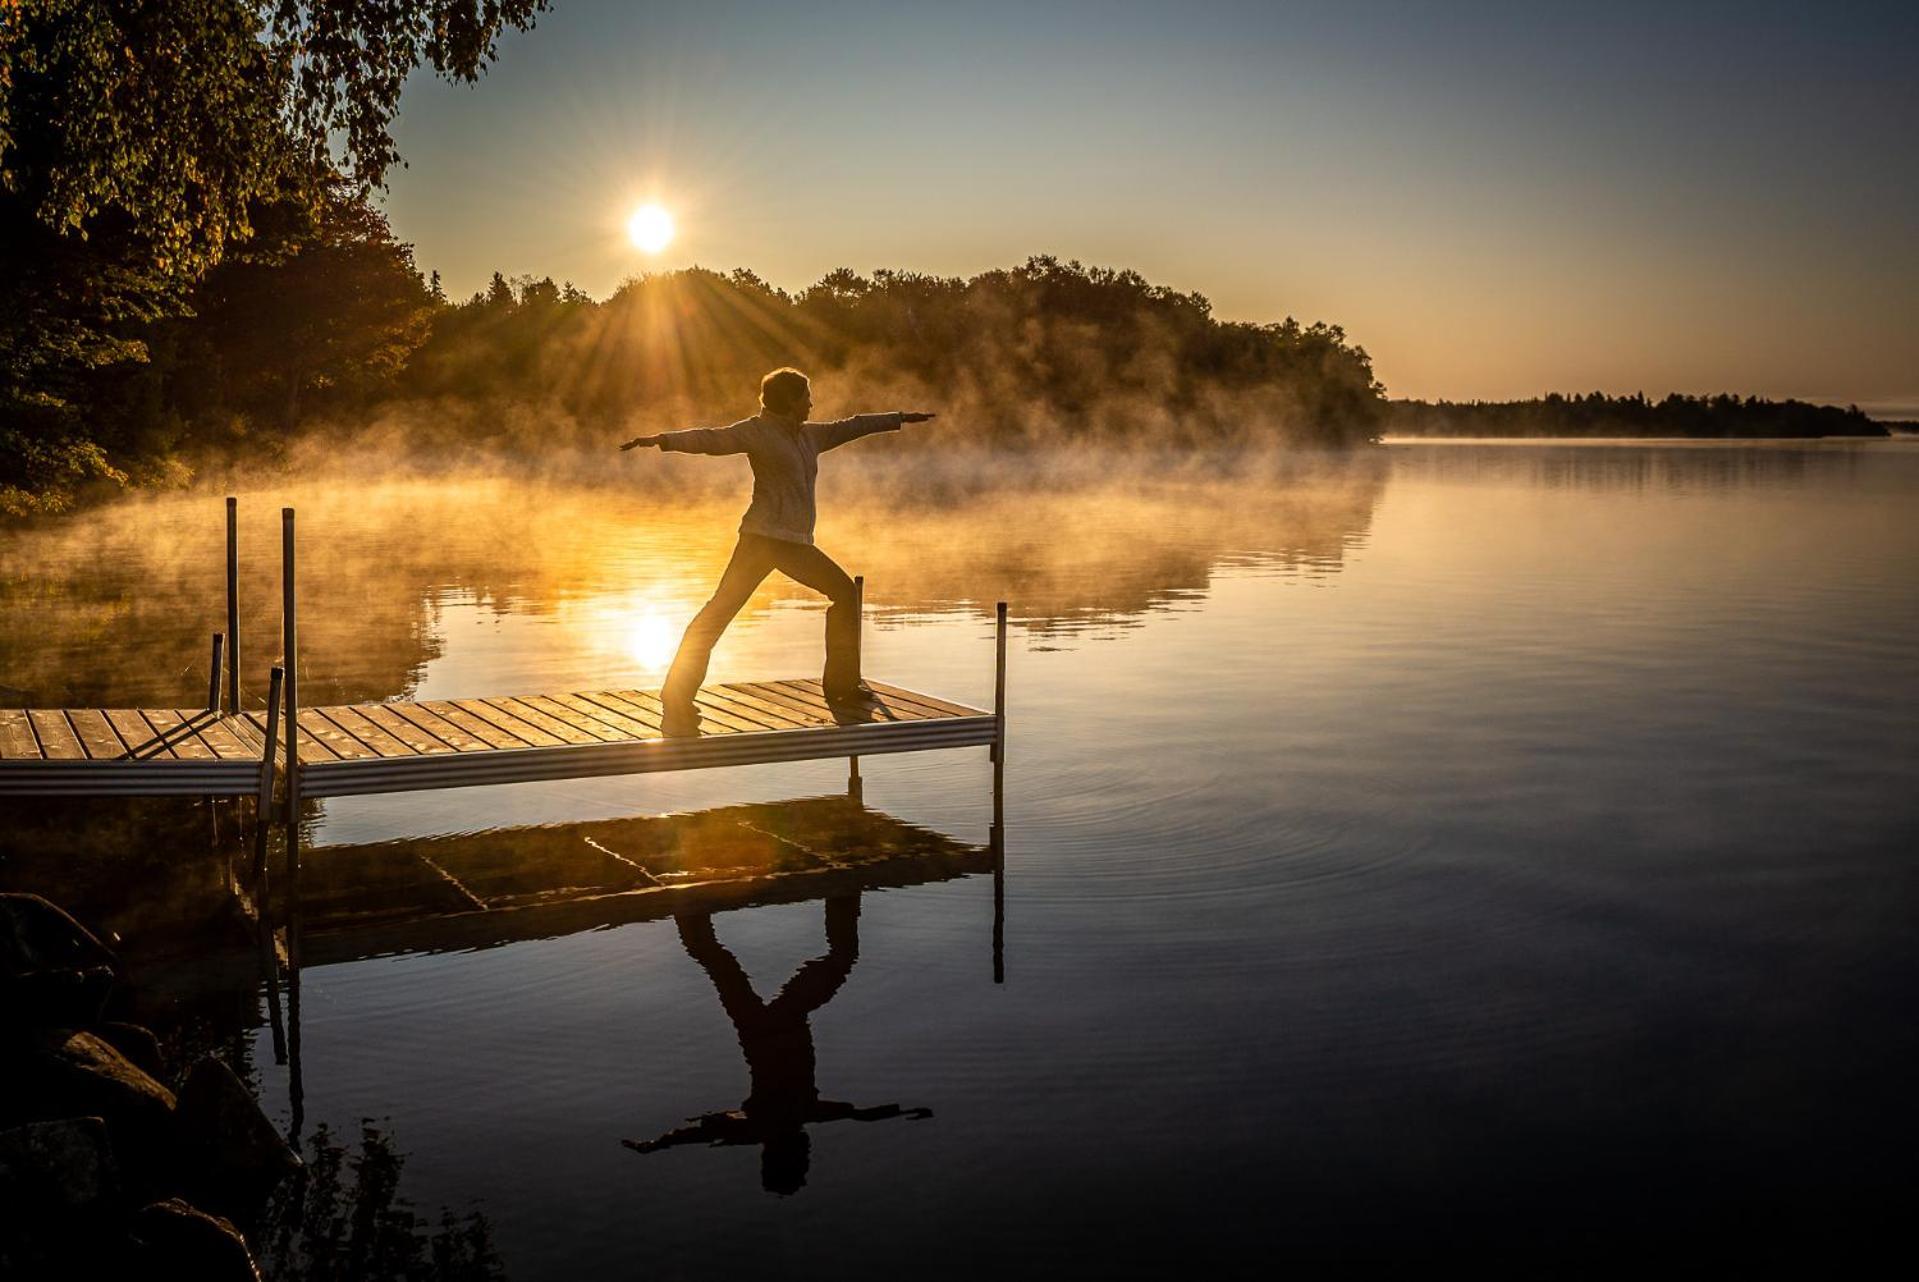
[900,412,937,424]
[619,434,663,451]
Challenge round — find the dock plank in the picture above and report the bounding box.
[550,692,660,740]
[67,710,129,760]
[795,678,944,722]
[293,710,358,761]
[0,709,44,759]
[516,694,633,743]
[727,680,853,726]
[26,710,86,760]
[226,714,268,755]
[611,688,757,735]
[103,710,171,759]
[482,696,602,745]
[768,680,906,725]
[718,683,834,729]
[695,686,807,732]
[234,713,281,761]
[142,709,216,760]
[575,691,664,733]
[782,679,932,723]
[323,706,418,758]
[383,702,488,752]
[588,689,708,735]
[686,691,776,735]
[182,711,258,761]
[358,703,461,754]
[418,700,528,751]
[454,699,565,748]
[866,680,986,719]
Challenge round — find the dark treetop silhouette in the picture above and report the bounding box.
[622,366,935,735]
[624,895,931,1195]
[1389,392,1889,439]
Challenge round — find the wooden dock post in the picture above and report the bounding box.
[253,666,287,1063]
[992,600,1007,983]
[281,508,302,976]
[990,602,1007,764]
[250,667,285,891]
[849,574,864,790]
[207,633,224,714]
[225,495,239,714]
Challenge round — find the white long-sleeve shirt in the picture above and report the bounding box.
[658,411,903,545]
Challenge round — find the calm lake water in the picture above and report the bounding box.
[3,440,1916,1271]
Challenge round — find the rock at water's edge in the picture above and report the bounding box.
[93,1021,165,1080]
[4,1030,176,1181]
[176,1057,301,1215]
[0,1115,118,1212]
[0,894,119,974]
[0,893,120,1029]
[127,1198,261,1282]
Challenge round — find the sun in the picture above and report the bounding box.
[626,203,675,254]
[624,609,678,672]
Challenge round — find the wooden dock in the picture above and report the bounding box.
[0,679,994,798]
[2,498,1011,1087]
[0,705,270,796]
[1,499,1009,1006]
[0,500,1006,802]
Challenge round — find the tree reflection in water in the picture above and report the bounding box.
[625,894,931,1195]
[257,1120,505,1282]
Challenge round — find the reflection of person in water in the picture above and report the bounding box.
[624,894,931,1194]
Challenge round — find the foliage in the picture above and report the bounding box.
[1390,392,1888,439]
[257,1121,506,1282]
[402,256,1389,450]
[167,177,438,429]
[0,0,546,505]
[268,0,549,189]
[4,177,437,508]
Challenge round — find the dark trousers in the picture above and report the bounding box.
[662,533,858,706]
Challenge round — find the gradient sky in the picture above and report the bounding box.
[379,0,1917,410]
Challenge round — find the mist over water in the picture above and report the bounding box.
[3,440,1916,1271]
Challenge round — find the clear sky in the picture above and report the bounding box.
[378,0,1917,410]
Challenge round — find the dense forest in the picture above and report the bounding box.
[1390,393,1891,439]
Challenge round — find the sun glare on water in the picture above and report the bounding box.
[625,609,679,672]
[627,203,675,254]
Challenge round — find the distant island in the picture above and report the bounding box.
[1390,393,1892,440]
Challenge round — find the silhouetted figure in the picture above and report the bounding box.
[622,894,932,1194]
[621,367,936,735]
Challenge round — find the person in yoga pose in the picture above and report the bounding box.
[621,368,936,736]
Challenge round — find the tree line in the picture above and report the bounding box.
[406,255,1388,449]
[1390,392,1889,439]
[2,5,1390,517]
[2,184,1391,514]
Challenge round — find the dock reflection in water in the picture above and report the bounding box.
[264,781,999,1119]
[293,791,998,966]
